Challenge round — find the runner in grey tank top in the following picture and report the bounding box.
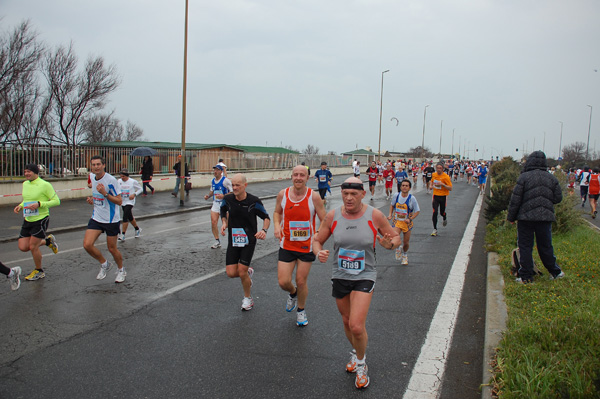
[313,177,401,390]
[331,206,377,282]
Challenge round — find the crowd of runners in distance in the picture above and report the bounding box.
[565,166,600,219]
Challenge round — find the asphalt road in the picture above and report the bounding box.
[0,175,486,398]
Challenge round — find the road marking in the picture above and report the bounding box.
[403,193,483,399]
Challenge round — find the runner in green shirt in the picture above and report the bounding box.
[13,164,60,281]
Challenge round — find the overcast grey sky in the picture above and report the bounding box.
[3,0,599,158]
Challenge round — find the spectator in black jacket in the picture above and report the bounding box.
[172,155,190,197]
[507,151,564,283]
[140,156,154,196]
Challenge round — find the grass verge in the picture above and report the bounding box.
[486,217,600,398]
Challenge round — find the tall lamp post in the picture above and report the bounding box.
[587,105,593,160]
[439,120,443,157]
[558,121,563,161]
[377,70,389,162]
[421,105,429,160]
[179,0,189,206]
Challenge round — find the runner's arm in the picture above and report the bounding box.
[373,209,401,250]
[273,190,284,239]
[313,209,334,262]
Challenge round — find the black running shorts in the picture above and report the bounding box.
[226,240,257,267]
[331,279,375,299]
[278,248,316,263]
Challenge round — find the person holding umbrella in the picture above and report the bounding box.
[140,156,154,196]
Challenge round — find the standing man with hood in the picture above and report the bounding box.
[507,151,565,283]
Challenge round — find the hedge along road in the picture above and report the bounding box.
[0,177,485,398]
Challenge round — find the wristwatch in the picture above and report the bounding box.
[262,228,268,233]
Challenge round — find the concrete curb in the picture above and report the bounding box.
[481,252,507,398]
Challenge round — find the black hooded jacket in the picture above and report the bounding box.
[507,151,562,222]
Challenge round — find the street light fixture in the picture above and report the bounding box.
[377,70,390,162]
[421,105,429,160]
[587,105,593,160]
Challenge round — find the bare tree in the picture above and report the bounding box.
[44,42,120,168]
[81,111,123,143]
[303,144,319,155]
[562,142,586,166]
[0,20,50,147]
[407,145,433,159]
[124,120,144,141]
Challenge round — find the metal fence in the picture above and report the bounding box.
[0,144,352,180]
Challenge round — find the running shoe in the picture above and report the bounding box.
[241,297,254,311]
[151,188,155,195]
[46,234,59,254]
[346,349,357,373]
[594,211,598,219]
[394,248,402,261]
[115,268,127,283]
[96,262,112,280]
[551,271,565,280]
[117,233,125,241]
[9,266,21,291]
[210,240,221,249]
[443,218,447,227]
[355,363,370,389]
[515,277,533,284]
[248,267,254,287]
[296,310,308,326]
[25,269,45,281]
[135,228,142,238]
[431,229,438,237]
[401,254,409,265]
[286,292,297,312]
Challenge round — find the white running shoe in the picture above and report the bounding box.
[210,240,221,249]
[296,310,308,326]
[9,267,21,291]
[115,268,127,283]
[401,254,409,265]
[117,233,125,242]
[241,297,254,311]
[286,293,297,312]
[394,248,402,261]
[96,262,112,280]
[135,228,142,238]
[431,229,438,237]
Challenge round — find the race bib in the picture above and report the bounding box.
[121,189,130,199]
[338,248,365,275]
[214,189,223,201]
[386,176,393,181]
[319,175,326,182]
[23,201,39,218]
[395,207,408,220]
[427,172,432,177]
[433,180,442,189]
[232,228,249,247]
[93,194,105,207]
[289,221,310,241]
[370,173,376,179]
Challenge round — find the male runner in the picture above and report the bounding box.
[388,179,420,264]
[353,161,361,178]
[376,161,384,185]
[588,168,599,218]
[220,174,270,311]
[314,161,333,203]
[366,161,378,200]
[83,155,126,283]
[579,166,591,208]
[117,169,143,240]
[1,261,21,291]
[430,162,452,236]
[477,162,488,195]
[412,164,419,187]
[313,177,401,389]
[382,163,395,199]
[274,165,326,326]
[204,165,233,249]
[395,166,409,193]
[14,163,60,281]
[423,163,435,194]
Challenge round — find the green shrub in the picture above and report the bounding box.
[552,172,583,234]
[485,157,521,222]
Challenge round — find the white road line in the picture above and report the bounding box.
[403,193,484,399]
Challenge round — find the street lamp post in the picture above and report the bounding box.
[587,105,593,160]
[439,120,443,157]
[377,70,389,162]
[179,0,189,206]
[452,128,455,156]
[421,105,429,160]
[558,121,563,161]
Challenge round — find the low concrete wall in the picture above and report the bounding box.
[0,166,350,206]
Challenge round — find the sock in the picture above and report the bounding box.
[45,238,50,246]
[290,290,297,298]
[356,356,366,366]
[7,270,13,278]
[101,261,109,268]
[134,226,139,231]
[297,308,304,313]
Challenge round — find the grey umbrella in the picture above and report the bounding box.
[130,147,158,156]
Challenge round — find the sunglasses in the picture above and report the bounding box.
[341,182,365,191]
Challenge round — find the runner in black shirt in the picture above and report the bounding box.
[220,174,270,311]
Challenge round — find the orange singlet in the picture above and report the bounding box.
[280,187,317,253]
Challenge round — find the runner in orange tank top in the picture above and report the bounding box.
[274,165,326,326]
